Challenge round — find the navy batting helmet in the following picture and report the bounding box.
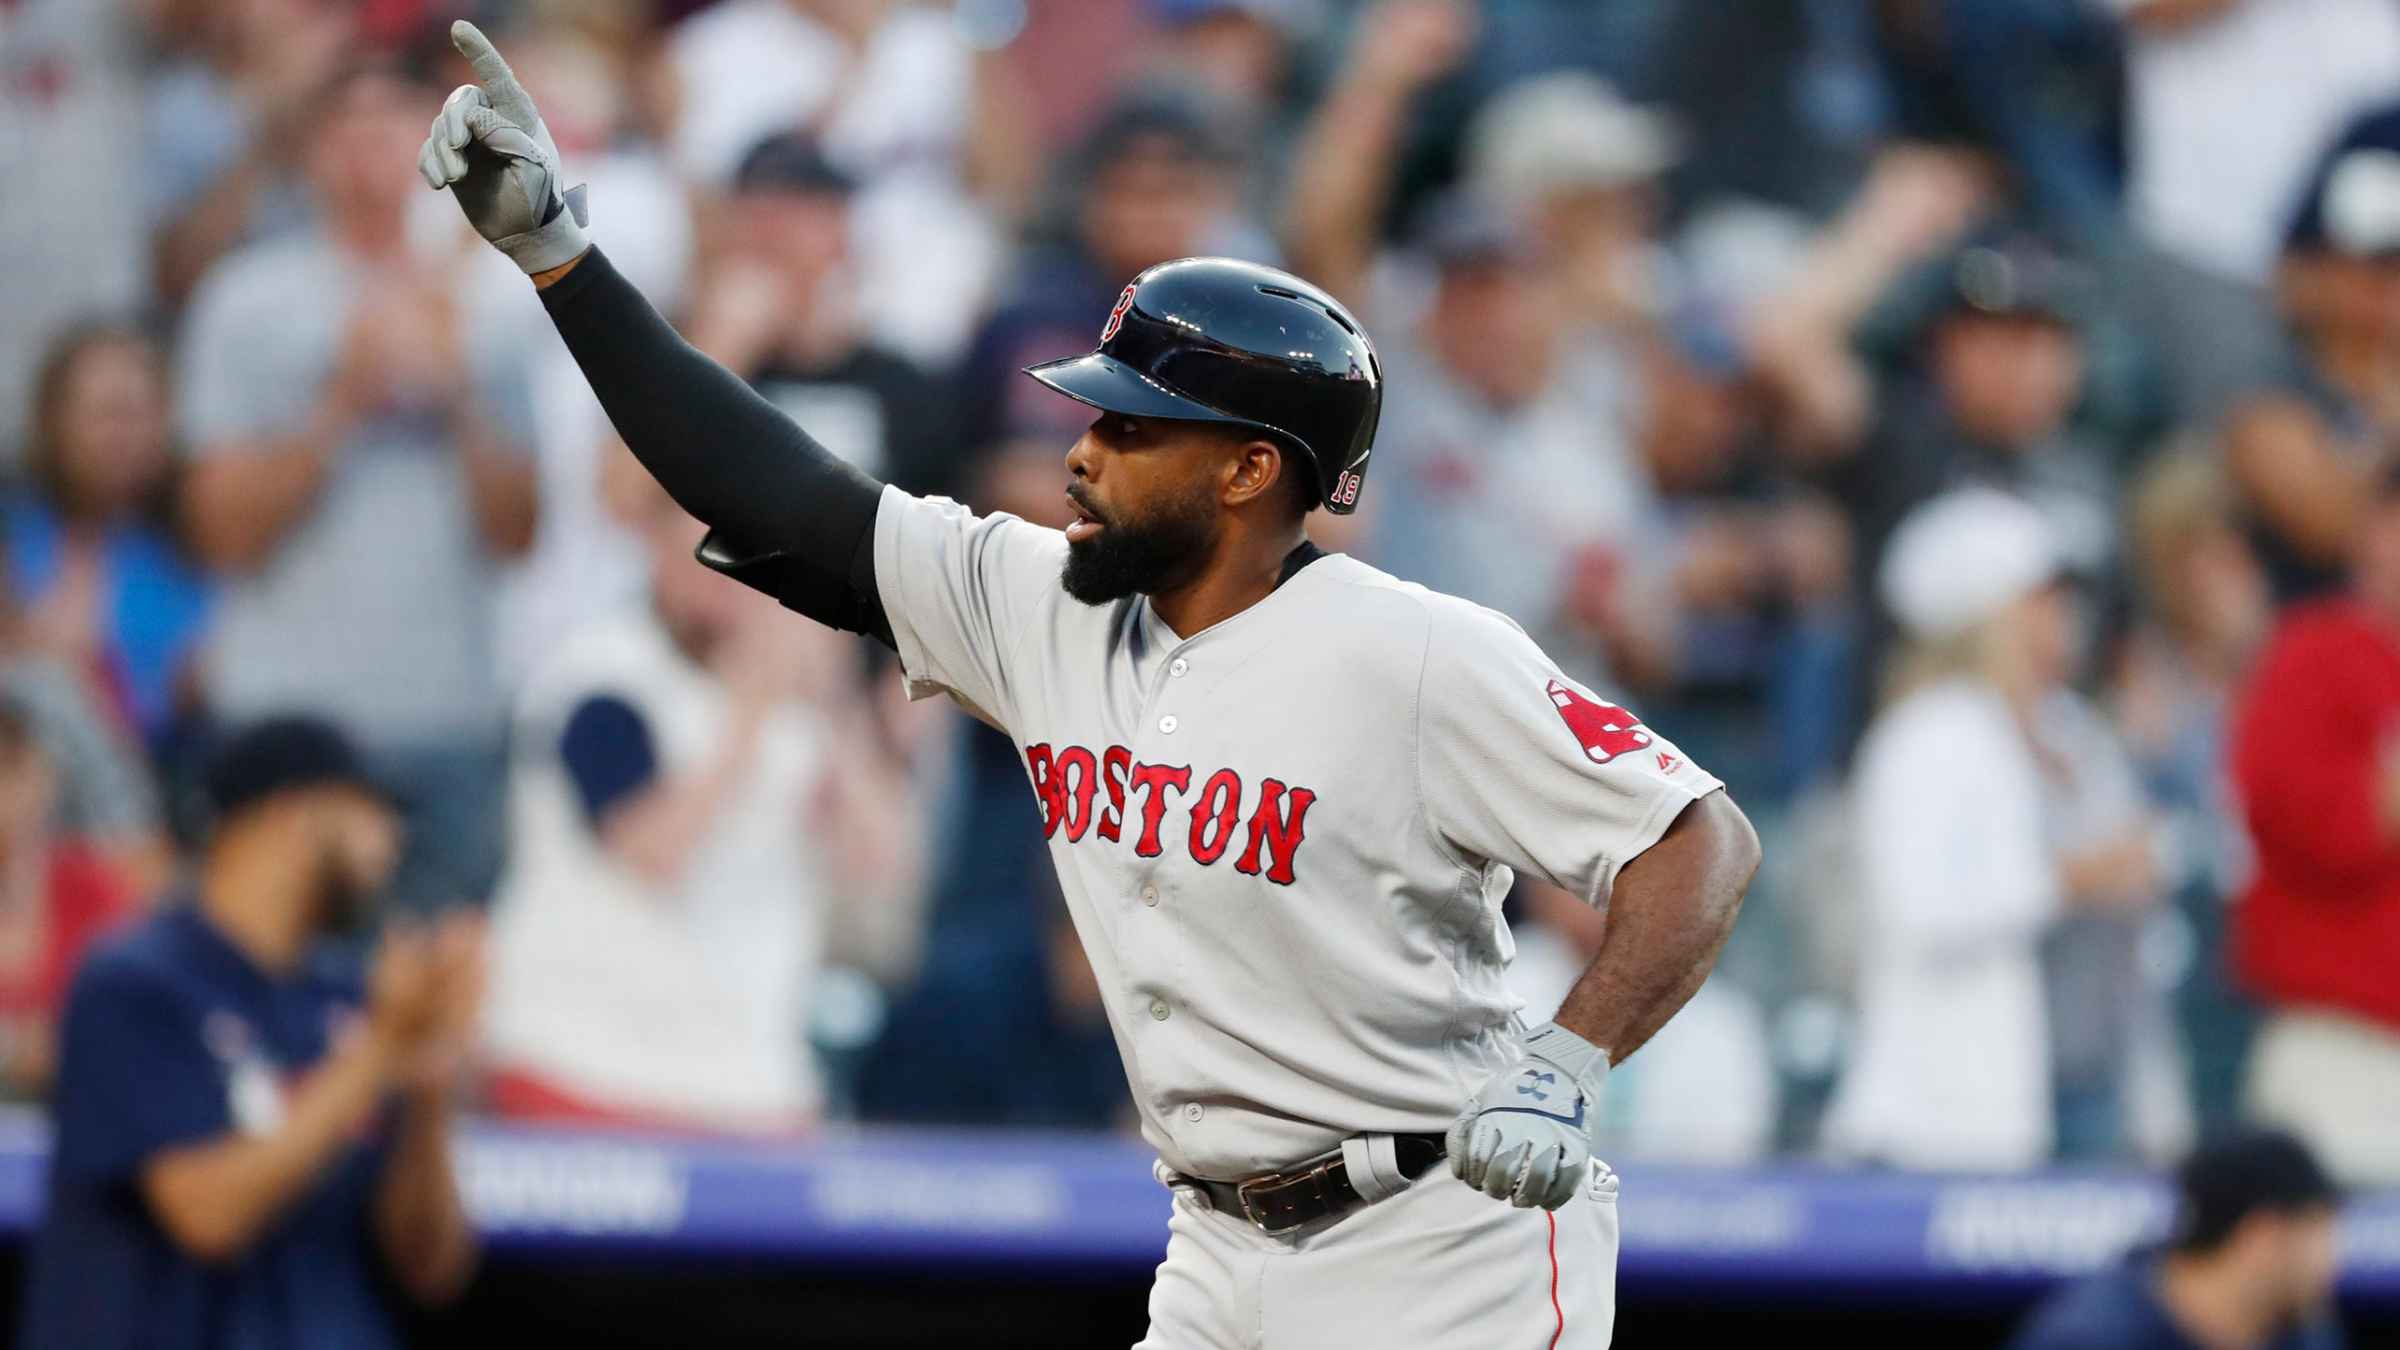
[1023,257,1382,514]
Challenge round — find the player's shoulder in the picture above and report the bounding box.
[66,909,197,1009]
[889,488,1061,543]
[1305,554,1524,631]
[883,485,1070,607]
[1303,554,1544,665]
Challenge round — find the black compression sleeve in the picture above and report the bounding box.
[539,247,892,643]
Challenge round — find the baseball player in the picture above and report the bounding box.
[420,23,1758,1347]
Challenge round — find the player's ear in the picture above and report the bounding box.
[1221,437,1284,509]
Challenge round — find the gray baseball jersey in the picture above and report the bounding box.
[875,485,1723,1180]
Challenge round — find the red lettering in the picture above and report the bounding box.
[1128,762,1192,857]
[1235,779,1316,885]
[1055,746,1098,841]
[1097,746,1132,842]
[1187,768,1243,864]
[1024,744,1063,839]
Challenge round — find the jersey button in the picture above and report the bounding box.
[1150,1000,1170,1021]
[1140,884,1160,907]
[1182,1102,1204,1123]
[1158,715,1179,734]
[1170,658,1189,677]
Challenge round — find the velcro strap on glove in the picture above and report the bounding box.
[494,181,590,274]
[1522,1021,1611,1102]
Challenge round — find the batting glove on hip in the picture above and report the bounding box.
[418,20,589,274]
[1447,1021,1611,1210]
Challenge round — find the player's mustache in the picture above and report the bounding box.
[1066,484,1114,530]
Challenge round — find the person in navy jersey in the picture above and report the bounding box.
[2010,1129,2346,1350]
[20,715,483,1350]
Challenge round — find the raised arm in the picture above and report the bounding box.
[1745,147,1991,459]
[1280,0,1475,308]
[420,21,891,641]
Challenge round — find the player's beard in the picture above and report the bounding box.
[1060,479,1219,605]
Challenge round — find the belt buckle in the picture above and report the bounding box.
[1235,1155,1339,1236]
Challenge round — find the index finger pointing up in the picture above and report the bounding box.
[449,20,539,126]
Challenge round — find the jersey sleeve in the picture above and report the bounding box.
[50,956,228,1185]
[871,484,1067,731]
[1416,602,1722,906]
[559,694,660,828]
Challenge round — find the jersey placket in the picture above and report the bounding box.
[1120,616,1210,1142]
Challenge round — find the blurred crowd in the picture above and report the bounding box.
[8,0,2400,1188]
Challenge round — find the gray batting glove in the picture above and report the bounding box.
[1446,1021,1611,1210]
[418,20,589,274]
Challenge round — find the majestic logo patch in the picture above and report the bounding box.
[1545,678,1652,766]
[1100,285,1137,343]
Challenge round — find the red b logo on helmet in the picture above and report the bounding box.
[1101,285,1136,343]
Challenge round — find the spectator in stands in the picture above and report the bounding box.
[1868,0,2126,252]
[2113,448,2270,1136]
[0,700,138,1100]
[2010,1129,2343,1350]
[667,0,1014,364]
[2113,0,2400,290]
[486,18,696,688]
[1839,235,2122,591]
[482,478,923,1133]
[0,0,147,459]
[1460,70,1682,336]
[960,88,1252,527]
[2230,462,2400,1185]
[21,716,481,1349]
[2224,141,2400,602]
[686,132,959,496]
[1280,0,1477,307]
[1355,193,1673,686]
[1747,146,1996,468]
[143,0,350,309]
[1141,0,1294,118]
[2099,0,2400,432]
[864,841,1130,1130]
[1135,0,1317,224]
[0,563,175,897]
[1287,18,1689,680]
[1627,298,1863,796]
[1826,489,2146,1170]
[12,323,212,757]
[2030,618,2190,1164]
[176,59,538,913]
[1632,2,1864,218]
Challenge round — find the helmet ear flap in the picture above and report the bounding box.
[1276,437,1322,518]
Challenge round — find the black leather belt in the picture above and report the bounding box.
[1185,1133,1447,1236]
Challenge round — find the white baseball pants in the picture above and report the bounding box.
[1135,1158,1620,1349]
